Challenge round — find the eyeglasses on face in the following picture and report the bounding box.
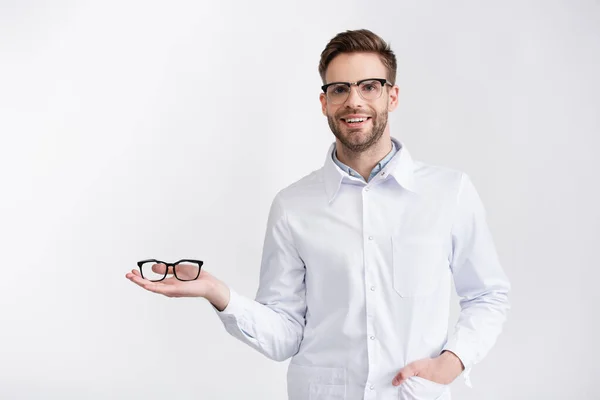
[136,259,203,282]
[321,78,392,104]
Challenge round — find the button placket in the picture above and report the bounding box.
[364,226,371,388]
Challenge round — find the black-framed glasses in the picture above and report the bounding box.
[137,259,203,282]
[321,78,393,105]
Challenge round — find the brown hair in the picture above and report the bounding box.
[318,29,397,85]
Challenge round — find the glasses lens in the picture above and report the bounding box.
[359,80,383,100]
[140,261,170,281]
[326,84,350,104]
[174,261,201,281]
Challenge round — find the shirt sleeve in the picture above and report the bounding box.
[213,191,307,362]
[442,173,511,387]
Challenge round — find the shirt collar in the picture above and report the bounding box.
[323,136,418,203]
[332,138,398,181]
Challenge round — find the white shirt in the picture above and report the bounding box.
[215,137,511,400]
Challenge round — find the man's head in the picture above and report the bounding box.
[318,29,399,153]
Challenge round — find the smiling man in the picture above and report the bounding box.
[126,29,511,400]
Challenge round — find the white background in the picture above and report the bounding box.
[1,1,598,399]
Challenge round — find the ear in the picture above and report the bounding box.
[319,92,328,116]
[387,85,399,112]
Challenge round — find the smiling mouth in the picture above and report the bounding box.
[341,117,372,127]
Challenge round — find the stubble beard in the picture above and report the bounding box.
[327,108,388,154]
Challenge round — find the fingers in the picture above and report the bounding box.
[151,263,169,274]
[125,266,207,298]
[143,281,178,297]
[392,364,417,386]
[174,263,201,280]
[126,269,176,284]
[125,270,150,287]
[125,269,179,297]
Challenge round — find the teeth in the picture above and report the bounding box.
[346,118,367,123]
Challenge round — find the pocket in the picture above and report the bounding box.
[309,383,345,399]
[287,363,346,400]
[391,236,448,297]
[398,376,448,400]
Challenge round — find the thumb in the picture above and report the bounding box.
[392,364,418,386]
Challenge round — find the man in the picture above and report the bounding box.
[126,29,511,400]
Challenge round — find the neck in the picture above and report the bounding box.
[335,132,393,181]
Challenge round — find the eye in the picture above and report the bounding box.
[330,85,349,95]
[363,84,376,92]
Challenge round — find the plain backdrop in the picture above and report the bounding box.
[1,1,599,399]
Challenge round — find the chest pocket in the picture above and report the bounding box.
[391,235,449,297]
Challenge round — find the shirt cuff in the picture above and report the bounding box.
[212,287,246,318]
[442,337,475,388]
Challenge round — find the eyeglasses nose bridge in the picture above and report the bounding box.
[163,263,176,273]
[343,81,366,103]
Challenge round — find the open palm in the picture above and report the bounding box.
[125,264,217,298]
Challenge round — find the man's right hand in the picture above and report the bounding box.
[125,264,231,311]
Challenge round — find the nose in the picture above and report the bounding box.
[342,84,365,109]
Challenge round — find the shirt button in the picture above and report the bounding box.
[370,385,375,390]
[370,335,375,340]
[365,187,370,191]
[370,286,376,291]
[368,236,374,240]
[381,172,386,176]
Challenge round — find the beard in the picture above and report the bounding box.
[327,106,388,153]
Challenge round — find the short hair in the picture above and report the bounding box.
[318,29,397,85]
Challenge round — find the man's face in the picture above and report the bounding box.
[320,52,399,153]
